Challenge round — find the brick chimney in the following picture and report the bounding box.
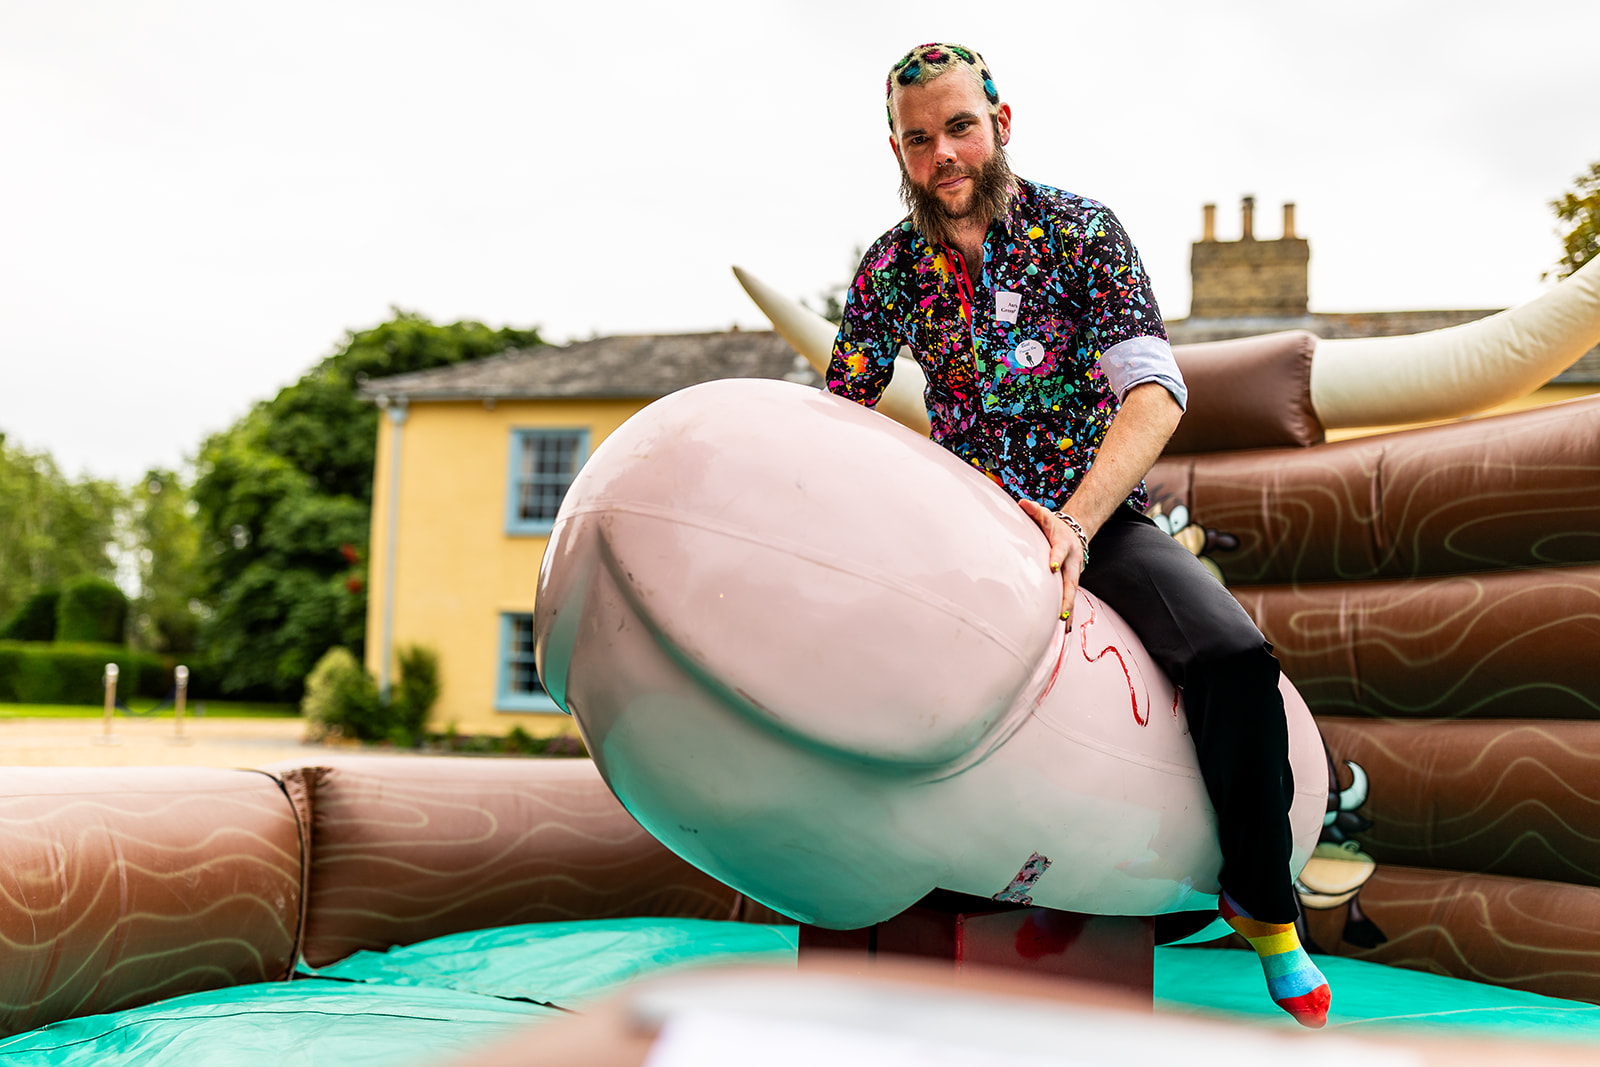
[1188,197,1310,319]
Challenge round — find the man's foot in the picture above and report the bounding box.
[1220,892,1331,1029]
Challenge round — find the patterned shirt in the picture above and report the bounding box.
[826,178,1181,511]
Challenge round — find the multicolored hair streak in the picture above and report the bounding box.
[885,42,1000,131]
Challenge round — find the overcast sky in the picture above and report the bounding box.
[2,0,1595,483]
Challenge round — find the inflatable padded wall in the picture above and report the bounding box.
[0,768,302,1036]
[1150,365,1600,1002]
[0,758,785,1039]
[271,756,785,968]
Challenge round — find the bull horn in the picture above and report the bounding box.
[1337,761,1369,812]
[1310,254,1600,429]
[733,266,932,436]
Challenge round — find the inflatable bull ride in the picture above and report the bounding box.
[536,254,1600,993]
[533,376,1326,952]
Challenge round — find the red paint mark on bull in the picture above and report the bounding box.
[1078,596,1145,726]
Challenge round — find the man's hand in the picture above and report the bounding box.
[1018,499,1083,621]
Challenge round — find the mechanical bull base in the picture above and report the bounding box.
[535,378,1325,930]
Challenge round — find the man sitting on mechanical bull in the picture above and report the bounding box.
[825,41,1331,1028]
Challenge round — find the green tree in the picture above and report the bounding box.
[193,311,543,699]
[125,469,205,653]
[1548,159,1600,281]
[0,432,122,623]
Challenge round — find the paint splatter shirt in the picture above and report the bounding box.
[826,178,1178,511]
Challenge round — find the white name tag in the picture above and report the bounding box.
[995,290,1022,324]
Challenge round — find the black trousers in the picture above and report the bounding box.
[1078,506,1299,923]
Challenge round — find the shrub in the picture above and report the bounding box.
[56,577,128,644]
[302,644,443,746]
[301,647,381,741]
[0,588,60,642]
[391,645,441,746]
[0,642,163,704]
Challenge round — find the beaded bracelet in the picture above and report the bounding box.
[1054,510,1090,567]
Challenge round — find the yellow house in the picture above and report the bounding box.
[359,312,1596,741]
[360,331,813,738]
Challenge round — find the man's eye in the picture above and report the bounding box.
[952,122,971,133]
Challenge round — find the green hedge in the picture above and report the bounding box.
[0,642,166,705]
[56,577,127,644]
[0,589,59,642]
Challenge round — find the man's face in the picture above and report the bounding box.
[890,73,1012,220]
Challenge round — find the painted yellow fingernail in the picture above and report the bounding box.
[1050,563,1059,573]
[1060,611,1070,621]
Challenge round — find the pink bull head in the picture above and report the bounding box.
[535,378,1325,929]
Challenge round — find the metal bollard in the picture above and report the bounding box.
[171,665,193,745]
[93,663,121,745]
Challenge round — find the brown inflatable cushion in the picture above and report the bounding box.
[1234,565,1600,720]
[1162,331,1322,455]
[0,767,302,1037]
[268,756,762,967]
[1302,865,1600,1004]
[1149,394,1600,585]
[1319,717,1600,886]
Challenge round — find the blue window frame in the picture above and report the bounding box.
[506,428,588,536]
[496,612,559,712]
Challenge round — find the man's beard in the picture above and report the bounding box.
[900,142,1015,248]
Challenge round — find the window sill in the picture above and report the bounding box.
[495,693,564,714]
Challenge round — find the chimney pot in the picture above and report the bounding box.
[1241,196,1255,241]
[1201,203,1216,241]
[1282,202,1297,239]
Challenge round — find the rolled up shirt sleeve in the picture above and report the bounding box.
[1101,335,1187,411]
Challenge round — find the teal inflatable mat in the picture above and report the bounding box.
[308,915,799,1007]
[0,982,554,1067]
[4,920,1600,1064]
[0,919,796,1066]
[1157,946,1600,1042]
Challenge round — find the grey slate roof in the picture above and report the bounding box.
[360,330,821,402]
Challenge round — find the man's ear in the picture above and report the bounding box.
[995,102,1012,147]
[888,134,902,165]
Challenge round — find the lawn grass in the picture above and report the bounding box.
[0,700,299,719]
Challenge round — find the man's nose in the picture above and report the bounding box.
[933,136,957,165]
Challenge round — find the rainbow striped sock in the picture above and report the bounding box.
[1220,892,1331,1029]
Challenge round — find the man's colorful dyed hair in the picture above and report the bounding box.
[885,43,1000,131]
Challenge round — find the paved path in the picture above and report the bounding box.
[0,716,385,768]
